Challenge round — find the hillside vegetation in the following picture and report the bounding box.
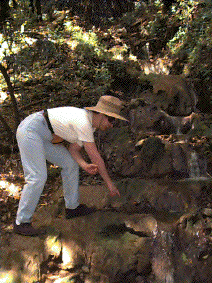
[0,0,211,161]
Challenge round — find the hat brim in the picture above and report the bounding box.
[85,106,128,122]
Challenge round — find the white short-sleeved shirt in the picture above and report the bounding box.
[47,107,95,147]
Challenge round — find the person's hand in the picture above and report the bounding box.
[84,163,98,175]
[108,184,120,197]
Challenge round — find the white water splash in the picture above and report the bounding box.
[189,151,200,179]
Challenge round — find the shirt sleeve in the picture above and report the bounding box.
[74,115,94,146]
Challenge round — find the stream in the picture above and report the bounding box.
[145,173,212,283]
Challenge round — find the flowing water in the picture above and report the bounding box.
[149,147,212,282]
[189,151,200,178]
[185,150,210,181]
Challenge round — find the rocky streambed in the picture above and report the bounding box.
[0,177,212,283]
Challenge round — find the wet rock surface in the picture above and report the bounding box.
[100,107,210,180]
[0,194,153,282]
[1,180,212,283]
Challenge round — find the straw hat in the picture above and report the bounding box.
[85,96,128,121]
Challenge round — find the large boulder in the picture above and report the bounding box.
[108,178,198,216]
[128,98,201,136]
[100,125,208,180]
[138,74,198,116]
[0,188,155,283]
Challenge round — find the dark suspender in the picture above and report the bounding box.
[43,109,54,134]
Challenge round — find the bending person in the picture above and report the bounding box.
[14,96,128,236]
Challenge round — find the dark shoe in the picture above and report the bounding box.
[65,204,96,219]
[13,222,40,236]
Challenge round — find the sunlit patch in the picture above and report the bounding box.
[0,180,21,198]
[50,164,59,169]
[0,271,16,283]
[61,241,83,269]
[62,245,74,267]
[0,41,9,60]
[142,58,170,75]
[129,54,137,61]
[45,235,61,257]
[66,39,78,50]
[24,37,37,45]
[53,276,73,283]
[0,91,7,102]
[109,44,128,61]
[113,54,123,60]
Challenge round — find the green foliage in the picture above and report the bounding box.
[1,0,212,109]
[181,252,191,265]
[146,13,170,38]
[173,1,212,107]
[65,21,98,45]
[65,21,107,59]
[167,1,212,59]
[168,1,212,55]
[126,0,212,107]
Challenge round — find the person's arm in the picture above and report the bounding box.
[68,143,98,175]
[68,142,120,197]
[83,142,120,197]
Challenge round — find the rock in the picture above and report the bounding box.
[172,209,212,282]
[129,101,164,135]
[0,235,45,283]
[148,151,173,177]
[136,137,165,171]
[88,231,150,281]
[129,99,200,136]
[100,127,139,176]
[139,74,197,116]
[202,208,212,217]
[0,194,156,282]
[124,214,158,237]
[112,178,151,210]
[153,190,188,214]
[108,178,198,217]
[101,103,208,180]
[1,177,212,282]
[0,204,155,282]
[169,143,188,178]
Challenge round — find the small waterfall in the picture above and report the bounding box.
[186,151,210,181]
[189,151,200,179]
[168,116,182,135]
[151,229,174,283]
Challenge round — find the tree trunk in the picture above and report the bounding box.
[0,0,10,24]
[12,0,18,9]
[35,0,42,20]
[0,63,21,129]
[30,0,42,20]
[0,112,15,141]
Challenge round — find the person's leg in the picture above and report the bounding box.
[44,142,96,218]
[15,111,52,227]
[16,130,47,224]
[44,142,80,209]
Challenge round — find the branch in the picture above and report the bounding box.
[0,62,21,129]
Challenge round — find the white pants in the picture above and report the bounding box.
[16,111,79,224]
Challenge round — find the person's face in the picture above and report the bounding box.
[98,114,115,131]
